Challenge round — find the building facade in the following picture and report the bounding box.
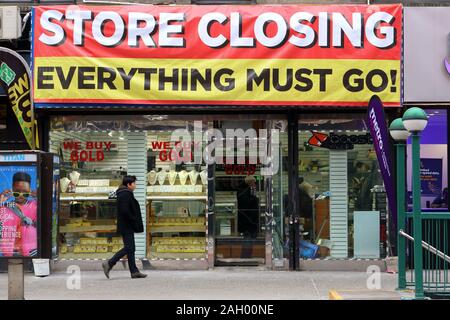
[1,1,447,271]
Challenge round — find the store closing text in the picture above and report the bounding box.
[38,9,396,49]
[36,66,398,94]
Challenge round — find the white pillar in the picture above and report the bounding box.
[329,150,348,258]
[127,132,147,258]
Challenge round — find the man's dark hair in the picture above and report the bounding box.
[122,175,137,187]
[13,172,31,184]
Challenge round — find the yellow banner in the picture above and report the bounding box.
[34,57,400,105]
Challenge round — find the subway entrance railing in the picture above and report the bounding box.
[390,108,449,300]
[399,212,450,298]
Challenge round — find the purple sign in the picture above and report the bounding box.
[367,95,397,223]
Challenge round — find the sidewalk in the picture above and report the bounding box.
[0,268,413,300]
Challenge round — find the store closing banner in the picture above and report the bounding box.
[308,131,373,150]
[367,95,396,223]
[32,4,402,107]
[0,47,38,149]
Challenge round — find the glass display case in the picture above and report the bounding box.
[50,130,127,259]
[147,197,207,259]
[146,129,208,260]
[58,169,123,259]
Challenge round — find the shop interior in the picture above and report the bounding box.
[48,114,392,263]
[49,116,276,263]
[294,117,387,260]
[213,120,270,265]
[49,130,126,259]
[146,126,207,260]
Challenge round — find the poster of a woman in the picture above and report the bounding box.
[0,167,38,257]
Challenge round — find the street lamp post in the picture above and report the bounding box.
[402,107,429,300]
[389,118,410,290]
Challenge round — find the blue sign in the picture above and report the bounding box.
[420,158,443,196]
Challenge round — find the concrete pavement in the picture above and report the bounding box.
[0,268,414,300]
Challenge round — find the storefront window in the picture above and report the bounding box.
[50,116,209,260]
[298,117,386,259]
[214,120,268,264]
[146,121,208,260]
[48,114,289,265]
[49,127,126,259]
[298,128,330,259]
[348,141,385,258]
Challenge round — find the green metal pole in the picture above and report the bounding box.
[397,142,407,290]
[412,132,425,299]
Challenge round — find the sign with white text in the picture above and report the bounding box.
[33,5,402,107]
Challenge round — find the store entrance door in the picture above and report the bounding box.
[214,174,267,266]
[213,121,268,266]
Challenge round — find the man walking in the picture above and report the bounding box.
[102,176,147,279]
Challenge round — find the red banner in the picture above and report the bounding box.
[32,4,402,106]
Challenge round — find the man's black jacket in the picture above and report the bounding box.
[116,186,144,234]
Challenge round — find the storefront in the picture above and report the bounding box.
[404,7,450,211]
[32,4,402,270]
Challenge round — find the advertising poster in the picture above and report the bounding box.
[0,164,38,257]
[420,158,443,196]
[32,4,401,107]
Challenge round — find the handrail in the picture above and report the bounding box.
[399,229,450,264]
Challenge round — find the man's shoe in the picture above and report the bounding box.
[102,261,111,279]
[131,272,147,279]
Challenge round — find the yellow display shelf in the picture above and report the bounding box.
[58,252,115,260]
[155,246,206,253]
[149,225,206,233]
[151,237,206,245]
[147,252,206,259]
[59,225,117,233]
[147,194,207,200]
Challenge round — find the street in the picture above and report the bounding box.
[0,268,412,300]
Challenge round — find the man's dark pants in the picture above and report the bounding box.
[108,232,139,274]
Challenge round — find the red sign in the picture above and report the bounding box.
[150,141,201,162]
[32,4,402,107]
[63,140,112,162]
